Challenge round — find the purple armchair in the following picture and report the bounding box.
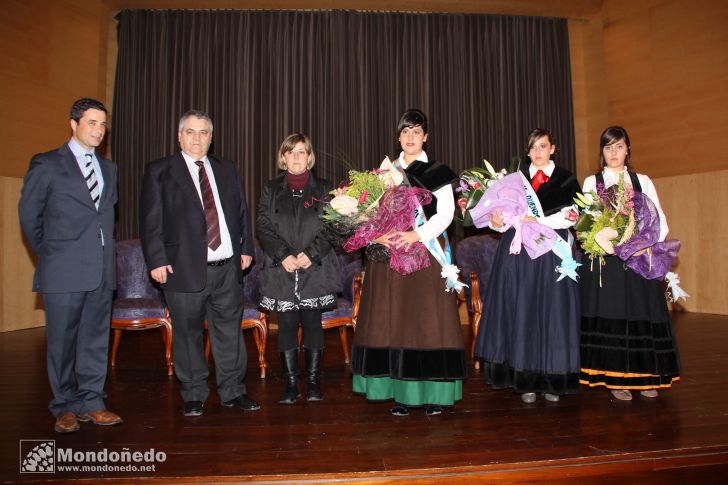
[454,234,500,366]
[111,239,173,375]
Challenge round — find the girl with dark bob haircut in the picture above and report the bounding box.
[350,109,467,416]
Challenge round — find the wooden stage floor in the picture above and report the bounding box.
[2,312,728,484]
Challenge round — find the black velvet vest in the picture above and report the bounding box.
[595,170,642,193]
[520,165,581,216]
[404,159,458,219]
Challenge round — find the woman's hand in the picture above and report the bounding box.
[373,232,395,247]
[296,252,312,269]
[281,255,300,273]
[490,208,505,228]
[522,215,537,223]
[390,231,420,251]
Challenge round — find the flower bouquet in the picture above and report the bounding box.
[573,173,688,301]
[322,157,432,276]
[456,159,514,226]
[573,174,636,257]
[458,159,580,282]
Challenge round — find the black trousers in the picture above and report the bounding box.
[164,260,246,403]
[276,310,323,351]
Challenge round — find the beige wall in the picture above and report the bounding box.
[569,16,608,184]
[599,0,728,179]
[2,0,727,330]
[1,0,110,179]
[1,0,109,330]
[0,177,45,331]
[571,0,728,314]
[654,171,728,314]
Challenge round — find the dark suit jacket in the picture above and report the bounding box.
[18,143,117,293]
[256,172,342,301]
[139,152,254,293]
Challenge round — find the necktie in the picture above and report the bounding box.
[531,169,550,192]
[195,161,222,250]
[84,153,100,209]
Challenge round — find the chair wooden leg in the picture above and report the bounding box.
[469,273,483,371]
[258,319,268,379]
[471,310,482,370]
[204,331,211,363]
[338,326,350,364]
[250,321,267,379]
[111,328,122,367]
[162,321,174,376]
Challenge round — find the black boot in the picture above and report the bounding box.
[305,348,323,401]
[279,349,300,405]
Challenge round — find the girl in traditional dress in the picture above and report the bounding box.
[350,109,467,416]
[474,128,582,403]
[579,126,681,401]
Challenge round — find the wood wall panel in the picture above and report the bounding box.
[102,0,603,19]
[1,0,108,179]
[653,170,728,315]
[0,177,45,331]
[570,1,727,314]
[569,17,609,182]
[600,0,728,179]
[1,0,109,330]
[3,0,727,332]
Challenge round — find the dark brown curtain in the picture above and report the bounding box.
[112,10,574,240]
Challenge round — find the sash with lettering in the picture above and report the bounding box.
[467,172,580,281]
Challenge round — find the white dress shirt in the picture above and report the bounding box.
[397,150,455,243]
[582,168,669,241]
[181,151,234,261]
[68,137,104,196]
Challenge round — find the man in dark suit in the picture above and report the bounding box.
[139,110,259,416]
[19,98,122,433]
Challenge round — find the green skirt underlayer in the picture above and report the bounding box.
[352,374,463,406]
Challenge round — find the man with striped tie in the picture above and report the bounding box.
[139,110,259,417]
[19,98,122,433]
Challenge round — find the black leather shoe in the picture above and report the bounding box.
[183,401,204,417]
[223,394,261,411]
[425,406,443,416]
[390,405,409,416]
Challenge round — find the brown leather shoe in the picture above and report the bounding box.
[54,412,80,433]
[77,409,123,426]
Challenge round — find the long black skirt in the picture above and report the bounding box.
[579,255,681,389]
[474,228,581,395]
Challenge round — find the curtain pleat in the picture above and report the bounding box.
[113,10,574,240]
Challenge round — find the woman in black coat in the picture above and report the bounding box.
[257,133,342,404]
